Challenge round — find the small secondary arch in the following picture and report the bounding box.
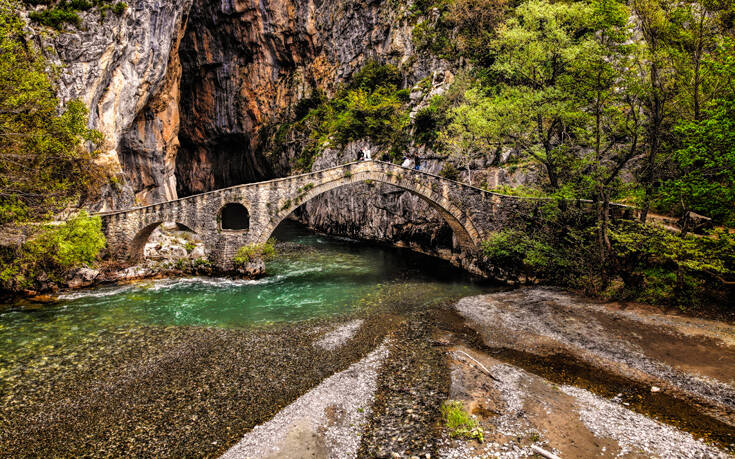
[255,170,481,250]
[128,221,199,263]
[219,203,250,231]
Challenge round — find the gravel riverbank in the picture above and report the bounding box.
[222,341,389,458]
[455,288,735,419]
[451,288,735,454]
[0,315,398,457]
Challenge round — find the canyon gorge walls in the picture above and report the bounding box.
[174,0,428,196]
[33,0,507,257]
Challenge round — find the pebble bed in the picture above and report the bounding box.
[562,385,730,458]
[314,319,365,350]
[0,316,395,457]
[358,314,450,458]
[222,341,389,458]
[455,288,735,411]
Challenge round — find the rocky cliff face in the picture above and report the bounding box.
[174,0,430,196]
[34,0,526,258]
[34,0,192,210]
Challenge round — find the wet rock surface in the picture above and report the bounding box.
[452,288,735,453]
[439,344,729,458]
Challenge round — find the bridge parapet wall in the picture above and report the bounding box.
[98,160,607,272]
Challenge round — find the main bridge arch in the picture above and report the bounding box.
[99,161,492,270]
[254,162,483,251]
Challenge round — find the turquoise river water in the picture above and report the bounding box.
[0,221,491,368]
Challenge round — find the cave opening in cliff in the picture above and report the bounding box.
[219,203,250,231]
[172,1,280,199]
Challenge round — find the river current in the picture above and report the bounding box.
[0,221,490,370]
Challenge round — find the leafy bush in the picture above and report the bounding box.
[28,7,80,29]
[278,61,410,171]
[439,162,460,180]
[192,257,211,268]
[441,400,484,442]
[25,0,127,29]
[481,229,556,281]
[413,103,444,145]
[656,97,735,226]
[481,212,734,309]
[2,2,104,225]
[233,239,277,267]
[0,211,106,291]
[608,222,734,307]
[349,61,402,92]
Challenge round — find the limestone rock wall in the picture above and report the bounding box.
[174,0,428,196]
[33,0,193,210]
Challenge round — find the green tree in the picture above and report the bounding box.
[0,211,106,291]
[483,0,596,190]
[630,0,682,222]
[0,0,104,226]
[439,88,497,185]
[659,44,735,225]
[567,0,644,278]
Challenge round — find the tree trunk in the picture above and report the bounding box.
[597,189,612,290]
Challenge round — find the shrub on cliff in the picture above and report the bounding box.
[24,0,128,29]
[283,62,410,170]
[0,211,106,291]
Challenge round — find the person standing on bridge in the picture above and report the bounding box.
[362,147,372,161]
[414,155,421,171]
[401,155,411,168]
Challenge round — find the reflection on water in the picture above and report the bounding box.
[0,221,491,369]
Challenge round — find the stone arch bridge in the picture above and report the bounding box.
[97,160,615,271]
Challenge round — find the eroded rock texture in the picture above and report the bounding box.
[38,0,193,210]
[175,0,423,196]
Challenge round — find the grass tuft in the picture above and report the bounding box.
[441,400,484,442]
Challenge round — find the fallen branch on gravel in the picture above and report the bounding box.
[453,350,499,382]
[531,445,561,459]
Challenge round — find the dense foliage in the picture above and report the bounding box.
[1,1,108,293]
[0,211,106,291]
[415,0,735,308]
[481,207,734,307]
[1,0,105,225]
[273,62,411,170]
[24,0,127,29]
